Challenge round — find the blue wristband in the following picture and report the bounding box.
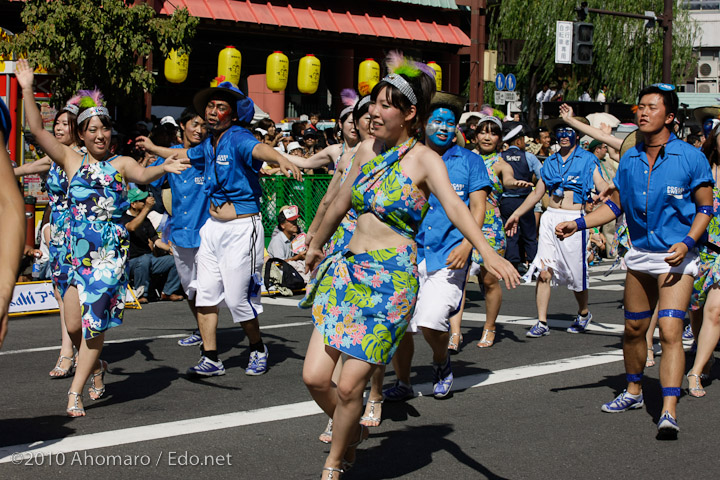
[681,236,696,250]
[575,217,587,231]
[604,200,622,217]
[697,205,712,217]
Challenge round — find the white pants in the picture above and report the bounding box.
[195,216,264,322]
[172,245,199,299]
[524,207,588,292]
[625,246,699,278]
[408,260,467,333]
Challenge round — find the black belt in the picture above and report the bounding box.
[704,242,720,255]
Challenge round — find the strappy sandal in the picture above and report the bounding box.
[319,418,333,444]
[322,467,344,479]
[646,348,655,367]
[359,400,383,427]
[448,333,463,353]
[342,424,369,472]
[50,354,75,379]
[687,373,706,398]
[477,329,496,348]
[88,359,109,400]
[67,391,86,417]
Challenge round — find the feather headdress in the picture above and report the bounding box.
[385,50,434,79]
[339,88,360,119]
[72,89,110,124]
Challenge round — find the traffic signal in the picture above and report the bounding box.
[572,22,593,65]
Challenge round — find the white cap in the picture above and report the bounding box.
[287,141,302,152]
[160,116,178,127]
[255,128,268,136]
[502,124,524,143]
[299,114,309,122]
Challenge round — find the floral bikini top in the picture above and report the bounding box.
[351,138,428,239]
[480,152,503,208]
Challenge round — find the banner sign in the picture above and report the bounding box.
[9,281,58,316]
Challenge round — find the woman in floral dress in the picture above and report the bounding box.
[448,116,531,350]
[16,60,188,417]
[300,53,519,479]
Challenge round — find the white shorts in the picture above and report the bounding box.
[469,262,481,277]
[624,246,699,278]
[408,260,467,333]
[172,245,199,299]
[195,216,264,322]
[524,207,588,292]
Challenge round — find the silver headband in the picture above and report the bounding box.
[383,74,417,105]
[340,105,354,119]
[357,96,371,110]
[63,104,79,116]
[478,115,502,130]
[77,106,110,125]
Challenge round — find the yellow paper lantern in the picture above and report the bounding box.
[427,61,442,91]
[358,58,380,96]
[218,46,242,85]
[164,49,189,84]
[266,51,289,92]
[297,54,321,95]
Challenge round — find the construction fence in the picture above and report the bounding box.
[259,174,332,246]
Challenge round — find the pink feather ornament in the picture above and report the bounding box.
[341,89,359,107]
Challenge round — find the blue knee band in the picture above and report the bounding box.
[626,373,643,383]
[662,387,681,397]
[624,310,653,321]
[658,309,685,319]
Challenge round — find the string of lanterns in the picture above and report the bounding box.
[164,48,442,93]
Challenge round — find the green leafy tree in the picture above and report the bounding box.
[0,0,197,110]
[487,0,698,115]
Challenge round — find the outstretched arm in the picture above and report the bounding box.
[15,60,77,169]
[13,156,52,177]
[135,135,189,159]
[495,158,534,189]
[505,180,547,236]
[555,190,621,239]
[445,188,487,269]
[252,143,303,181]
[306,164,345,246]
[559,104,623,151]
[0,131,25,346]
[281,143,340,169]
[116,155,189,185]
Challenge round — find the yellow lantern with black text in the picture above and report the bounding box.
[218,46,242,85]
[164,49,189,84]
[297,54,321,95]
[358,58,380,96]
[266,51,289,92]
[427,61,442,91]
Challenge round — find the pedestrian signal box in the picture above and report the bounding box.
[572,22,593,65]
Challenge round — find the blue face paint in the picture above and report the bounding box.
[425,108,456,149]
[555,127,576,147]
[704,119,715,137]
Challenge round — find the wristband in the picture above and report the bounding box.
[681,236,696,250]
[697,205,712,217]
[574,217,587,231]
[604,200,622,217]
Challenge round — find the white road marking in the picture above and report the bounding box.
[0,348,627,463]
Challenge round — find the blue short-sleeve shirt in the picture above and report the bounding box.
[150,145,210,249]
[541,146,599,204]
[614,133,714,251]
[187,125,262,215]
[417,145,491,272]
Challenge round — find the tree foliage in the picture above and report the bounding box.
[488,0,698,104]
[0,0,198,108]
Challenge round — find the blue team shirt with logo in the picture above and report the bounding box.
[540,146,599,205]
[417,144,491,272]
[614,133,714,251]
[187,125,262,216]
[151,144,210,249]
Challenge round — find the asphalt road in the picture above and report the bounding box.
[1,265,719,479]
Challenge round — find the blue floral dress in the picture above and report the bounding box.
[301,138,428,364]
[46,162,72,296]
[67,156,130,339]
[691,180,720,310]
[472,152,506,265]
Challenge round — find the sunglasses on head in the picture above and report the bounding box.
[651,83,675,91]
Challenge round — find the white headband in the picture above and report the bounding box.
[63,104,79,116]
[77,106,110,125]
[357,96,371,110]
[340,106,354,119]
[383,74,417,105]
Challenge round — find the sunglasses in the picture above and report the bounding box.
[651,83,675,91]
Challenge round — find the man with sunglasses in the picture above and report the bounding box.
[556,83,713,438]
[506,117,609,338]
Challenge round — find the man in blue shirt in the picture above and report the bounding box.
[138,82,301,378]
[506,118,609,338]
[556,84,713,438]
[381,93,491,406]
[144,107,209,347]
[499,123,542,274]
